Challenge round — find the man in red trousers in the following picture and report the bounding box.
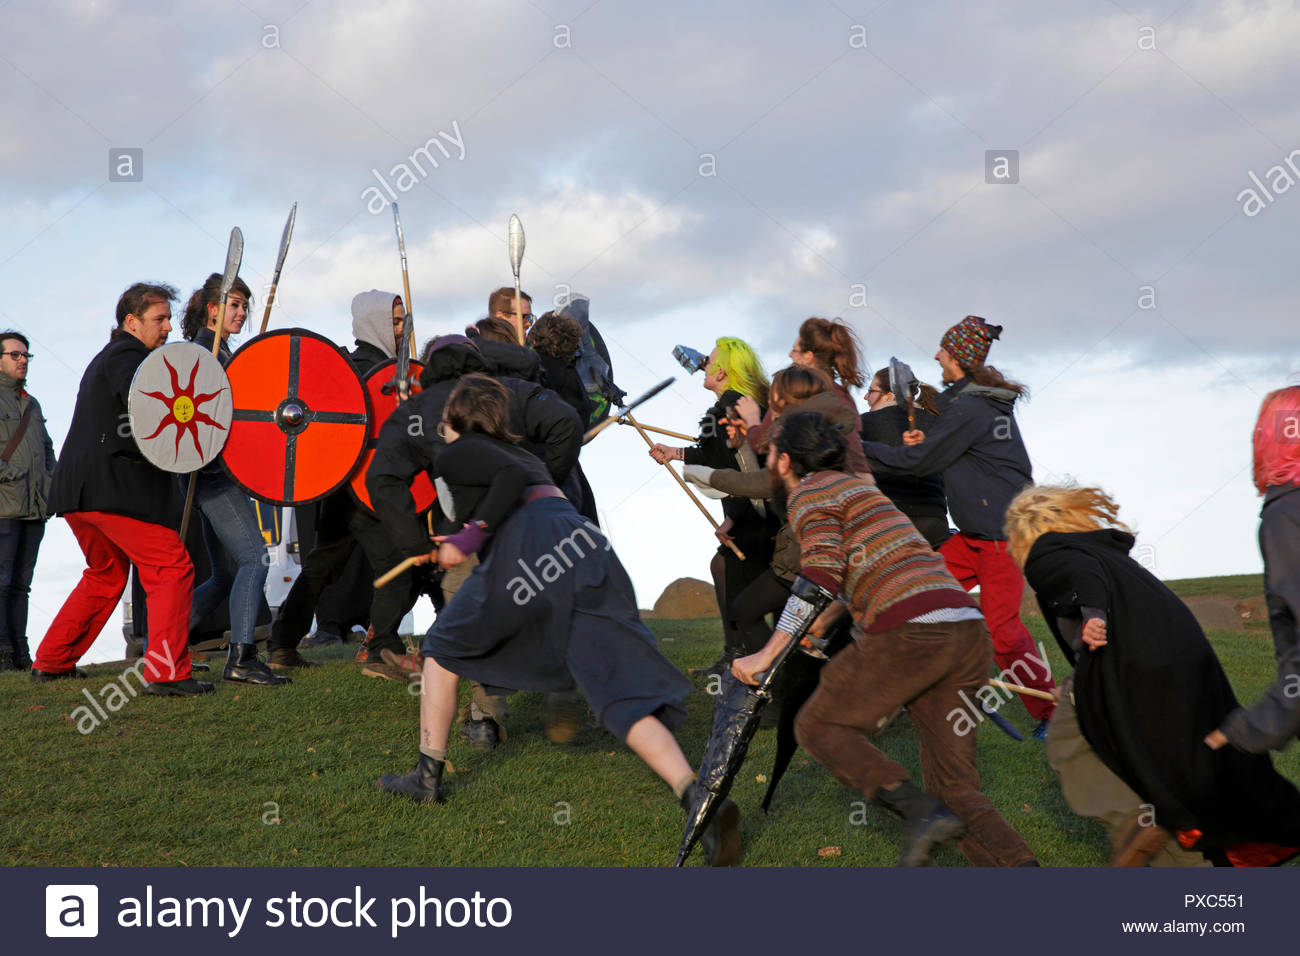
[33,282,209,696]
[862,316,1055,734]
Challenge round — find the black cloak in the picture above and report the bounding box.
[1025,528,1300,863]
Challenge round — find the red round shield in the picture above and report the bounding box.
[349,358,438,514]
[220,329,371,506]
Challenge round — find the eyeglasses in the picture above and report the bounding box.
[2,351,31,362]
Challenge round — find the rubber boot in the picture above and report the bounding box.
[874,780,967,867]
[223,642,291,686]
[378,753,446,804]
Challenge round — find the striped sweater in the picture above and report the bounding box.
[787,470,974,633]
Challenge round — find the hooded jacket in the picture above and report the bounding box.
[859,403,947,522]
[46,333,183,527]
[0,369,56,520]
[351,290,399,369]
[862,377,1031,540]
[368,338,582,558]
[472,336,541,383]
[1026,529,1300,862]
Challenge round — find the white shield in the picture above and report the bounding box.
[128,342,233,473]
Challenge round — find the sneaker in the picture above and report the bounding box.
[143,678,216,697]
[1031,719,1049,740]
[30,667,89,682]
[460,717,500,750]
[300,629,343,649]
[361,659,410,682]
[355,626,374,663]
[689,656,728,678]
[380,647,422,675]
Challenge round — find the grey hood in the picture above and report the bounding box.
[351,289,399,359]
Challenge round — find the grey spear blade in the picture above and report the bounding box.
[220,227,244,300]
[508,213,525,278]
[273,202,297,276]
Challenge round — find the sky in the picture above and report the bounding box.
[2,0,1297,664]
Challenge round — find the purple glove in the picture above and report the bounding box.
[443,520,490,556]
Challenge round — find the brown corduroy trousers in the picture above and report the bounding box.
[795,617,1036,866]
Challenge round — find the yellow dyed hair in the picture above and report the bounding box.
[1004,484,1131,567]
[712,337,769,406]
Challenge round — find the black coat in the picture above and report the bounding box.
[370,343,582,558]
[859,404,947,521]
[863,378,1031,540]
[474,338,541,382]
[47,333,184,528]
[1026,529,1300,859]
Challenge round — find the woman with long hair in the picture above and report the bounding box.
[860,366,949,547]
[648,337,779,675]
[180,273,288,687]
[1208,386,1300,753]
[1006,484,1300,866]
[739,317,870,475]
[377,375,740,865]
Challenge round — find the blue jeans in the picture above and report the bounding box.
[0,517,45,666]
[191,471,267,645]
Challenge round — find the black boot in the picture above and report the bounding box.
[378,753,446,804]
[874,780,967,867]
[680,783,741,866]
[223,643,291,686]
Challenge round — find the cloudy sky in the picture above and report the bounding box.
[3,0,1297,663]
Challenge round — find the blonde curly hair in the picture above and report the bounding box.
[1004,484,1131,567]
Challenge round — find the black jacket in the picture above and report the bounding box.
[1026,529,1300,858]
[369,342,581,557]
[859,404,947,521]
[47,333,184,527]
[474,338,541,382]
[862,378,1031,540]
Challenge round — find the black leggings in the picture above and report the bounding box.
[731,568,792,656]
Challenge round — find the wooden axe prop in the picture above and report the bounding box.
[508,214,526,346]
[888,356,919,430]
[179,226,244,542]
[257,202,297,335]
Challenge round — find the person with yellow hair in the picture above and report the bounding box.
[650,337,779,676]
[1006,484,1300,867]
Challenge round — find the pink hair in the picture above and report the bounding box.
[1253,386,1300,493]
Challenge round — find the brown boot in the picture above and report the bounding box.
[267,648,319,670]
[362,659,410,682]
[1112,821,1171,867]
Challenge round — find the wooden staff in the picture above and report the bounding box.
[258,202,296,334]
[624,411,744,561]
[376,555,422,588]
[180,226,243,542]
[619,418,694,442]
[988,679,1057,702]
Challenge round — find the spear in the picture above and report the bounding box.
[180,226,243,542]
[617,419,694,443]
[508,213,526,346]
[391,203,417,398]
[257,202,296,334]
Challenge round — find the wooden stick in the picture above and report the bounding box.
[988,679,1057,702]
[375,555,422,589]
[624,412,745,561]
[619,418,694,442]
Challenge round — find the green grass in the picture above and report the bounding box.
[1163,574,1265,600]
[1,611,1295,867]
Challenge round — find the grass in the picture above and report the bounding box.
[1,608,1295,867]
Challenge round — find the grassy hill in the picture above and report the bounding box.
[1,576,1294,868]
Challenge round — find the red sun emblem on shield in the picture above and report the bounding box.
[139,355,227,461]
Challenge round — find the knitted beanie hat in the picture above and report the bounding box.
[940,315,1002,368]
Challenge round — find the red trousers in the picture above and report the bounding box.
[939,533,1056,721]
[35,511,193,683]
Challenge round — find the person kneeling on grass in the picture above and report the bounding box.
[376,375,741,866]
[732,411,1037,867]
